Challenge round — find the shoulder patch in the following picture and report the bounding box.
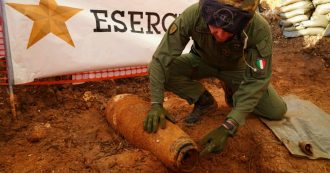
[252,57,266,78]
[169,23,178,35]
[256,58,267,70]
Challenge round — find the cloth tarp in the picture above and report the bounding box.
[261,95,330,159]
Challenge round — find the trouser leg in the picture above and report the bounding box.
[164,53,287,122]
[253,84,287,120]
[164,53,219,123]
[216,70,245,107]
[164,53,217,104]
[216,71,287,122]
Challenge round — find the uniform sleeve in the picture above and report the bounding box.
[227,23,273,125]
[149,4,198,104]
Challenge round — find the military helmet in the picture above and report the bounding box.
[200,0,260,35]
[216,0,260,13]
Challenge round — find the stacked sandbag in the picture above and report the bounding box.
[312,0,330,36]
[279,0,315,37]
[279,0,314,27]
[313,0,330,15]
[279,0,330,37]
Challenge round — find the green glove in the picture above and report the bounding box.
[200,126,230,157]
[200,118,238,156]
[143,103,176,133]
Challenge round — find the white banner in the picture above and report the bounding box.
[3,0,197,84]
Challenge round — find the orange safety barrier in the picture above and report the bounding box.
[0,18,148,86]
[0,19,7,85]
[26,65,148,85]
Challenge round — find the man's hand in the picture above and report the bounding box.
[143,104,176,133]
[199,126,230,156]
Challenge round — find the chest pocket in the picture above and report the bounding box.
[220,40,244,60]
[194,25,213,46]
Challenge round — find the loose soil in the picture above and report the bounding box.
[0,13,330,173]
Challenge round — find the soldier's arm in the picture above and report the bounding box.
[149,4,198,104]
[227,15,273,125]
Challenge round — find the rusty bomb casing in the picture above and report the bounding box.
[105,94,198,172]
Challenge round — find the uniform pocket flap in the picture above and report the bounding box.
[256,39,272,58]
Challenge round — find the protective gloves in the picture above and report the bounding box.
[200,118,238,156]
[143,103,176,133]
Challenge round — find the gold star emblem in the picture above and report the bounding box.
[7,0,82,48]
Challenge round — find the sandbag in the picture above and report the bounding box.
[280,1,314,13]
[280,14,311,27]
[280,20,294,27]
[281,0,306,7]
[283,27,325,37]
[324,23,330,36]
[299,17,329,27]
[311,14,330,20]
[314,3,330,15]
[280,7,314,19]
[312,14,330,21]
[313,0,330,6]
[283,25,306,31]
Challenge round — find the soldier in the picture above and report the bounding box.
[143,0,287,156]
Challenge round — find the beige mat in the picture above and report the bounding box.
[261,95,330,159]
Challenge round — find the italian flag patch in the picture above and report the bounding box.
[256,58,267,70]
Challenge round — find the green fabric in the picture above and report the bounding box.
[149,3,282,125]
[261,95,330,159]
[143,104,176,133]
[161,53,287,125]
[200,126,230,156]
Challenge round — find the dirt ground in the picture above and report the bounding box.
[1,10,330,173]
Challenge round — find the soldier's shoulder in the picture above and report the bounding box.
[248,13,272,43]
[252,13,271,31]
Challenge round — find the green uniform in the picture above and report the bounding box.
[148,3,287,125]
